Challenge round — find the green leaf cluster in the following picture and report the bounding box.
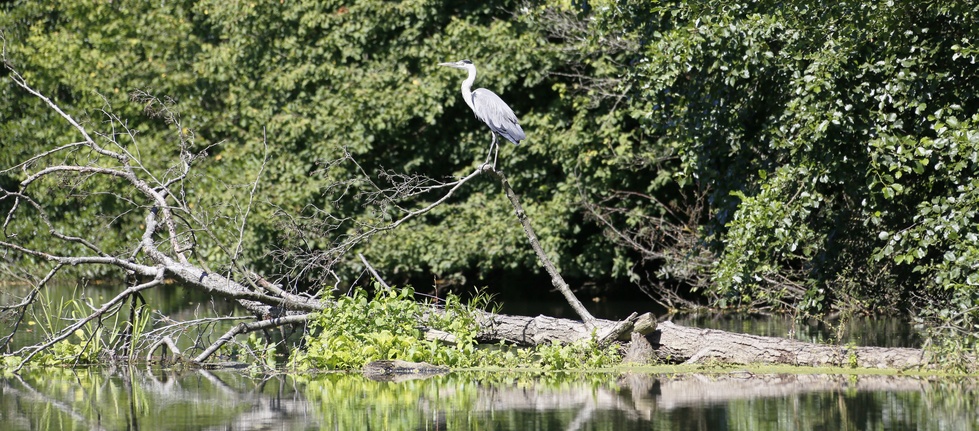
[292,287,456,369]
[290,286,621,370]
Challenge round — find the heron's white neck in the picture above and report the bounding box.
[460,64,477,112]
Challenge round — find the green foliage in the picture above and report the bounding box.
[914,289,979,373]
[592,0,979,313]
[534,335,622,370]
[5,0,979,355]
[0,0,636,292]
[0,355,20,370]
[872,112,979,287]
[290,286,620,370]
[845,343,859,369]
[291,287,482,370]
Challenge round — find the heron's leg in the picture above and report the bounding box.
[482,132,498,169]
[492,140,500,169]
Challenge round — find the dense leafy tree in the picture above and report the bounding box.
[3,0,979,331]
[593,0,979,312]
[1,0,639,296]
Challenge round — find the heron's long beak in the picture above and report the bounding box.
[438,61,463,68]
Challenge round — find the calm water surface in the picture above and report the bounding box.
[1,368,976,430]
[2,282,960,430]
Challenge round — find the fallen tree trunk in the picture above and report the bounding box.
[474,311,658,346]
[651,321,933,369]
[470,314,936,369]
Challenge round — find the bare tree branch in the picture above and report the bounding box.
[6,68,123,162]
[483,167,597,324]
[193,314,311,363]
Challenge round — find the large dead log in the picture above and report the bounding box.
[471,313,934,369]
[474,311,657,345]
[651,321,933,369]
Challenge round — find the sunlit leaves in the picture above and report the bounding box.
[594,0,979,312]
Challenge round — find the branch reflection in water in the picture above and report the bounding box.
[1,368,976,430]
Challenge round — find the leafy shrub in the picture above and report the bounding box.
[593,0,979,314]
[290,286,622,370]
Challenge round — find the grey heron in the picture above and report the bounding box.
[439,59,525,169]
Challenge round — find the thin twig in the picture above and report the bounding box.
[233,129,269,262]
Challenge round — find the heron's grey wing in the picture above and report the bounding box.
[472,88,526,144]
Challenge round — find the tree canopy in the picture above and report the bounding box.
[2,0,978,325]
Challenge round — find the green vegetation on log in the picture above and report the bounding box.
[290,287,621,371]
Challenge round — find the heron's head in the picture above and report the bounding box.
[438,59,473,70]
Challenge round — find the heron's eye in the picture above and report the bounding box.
[461,59,473,64]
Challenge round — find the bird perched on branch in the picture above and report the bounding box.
[439,59,525,169]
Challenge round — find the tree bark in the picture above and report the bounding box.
[474,311,655,346]
[470,314,936,369]
[650,321,933,369]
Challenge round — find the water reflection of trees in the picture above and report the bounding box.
[1,370,976,430]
